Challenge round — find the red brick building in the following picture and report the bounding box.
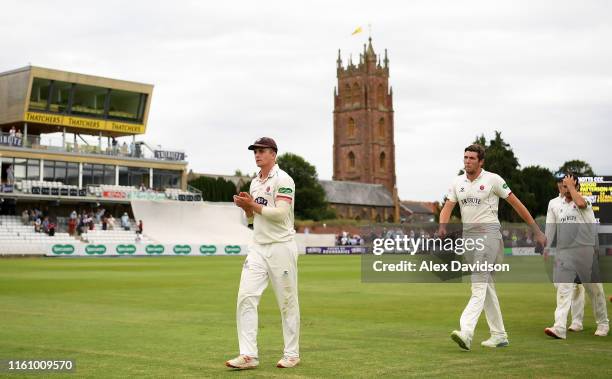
[327,38,399,222]
[333,37,396,195]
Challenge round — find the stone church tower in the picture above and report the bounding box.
[333,37,396,195]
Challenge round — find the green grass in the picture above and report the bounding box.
[0,256,610,378]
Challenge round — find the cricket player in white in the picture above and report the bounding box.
[545,173,585,332]
[544,174,609,339]
[226,137,300,369]
[438,144,547,350]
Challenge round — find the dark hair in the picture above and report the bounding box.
[464,144,485,161]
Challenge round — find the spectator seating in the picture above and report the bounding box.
[13,180,202,201]
[165,188,202,201]
[81,228,155,244]
[17,180,82,196]
[0,215,76,245]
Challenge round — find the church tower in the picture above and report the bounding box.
[333,37,396,195]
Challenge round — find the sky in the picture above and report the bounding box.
[2,0,611,201]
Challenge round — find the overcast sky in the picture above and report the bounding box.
[2,0,611,200]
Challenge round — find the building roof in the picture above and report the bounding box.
[401,200,436,215]
[0,65,153,88]
[319,180,394,207]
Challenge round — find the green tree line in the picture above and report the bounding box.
[188,176,237,202]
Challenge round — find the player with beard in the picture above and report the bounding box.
[438,144,546,350]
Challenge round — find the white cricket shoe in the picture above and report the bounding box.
[481,335,509,348]
[594,324,609,337]
[568,323,583,332]
[450,330,471,351]
[225,355,259,369]
[544,327,566,339]
[277,355,300,368]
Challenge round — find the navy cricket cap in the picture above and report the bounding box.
[554,172,565,182]
[248,137,278,152]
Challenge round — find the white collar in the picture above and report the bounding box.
[257,164,279,182]
[464,169,486,183]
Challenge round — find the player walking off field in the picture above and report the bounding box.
[438,144,546,350]
[226,137,300,369]
[545,173,586,332]
[544,173,609,339]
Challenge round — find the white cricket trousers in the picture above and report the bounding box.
[571,284,585,327]
[459,237,506,338]
[552,282,585,327]
[553,283,608,333]
[551,246,609,333]
[550,248,586,326]
[236,240,300,358]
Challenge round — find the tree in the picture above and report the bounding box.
[276,153,335,221]
[239,180,251,193]
[450,131,534,221]
[558,160,595,176]
[479,131,519,181]
[521,165,557,217]
[188,176,237,202]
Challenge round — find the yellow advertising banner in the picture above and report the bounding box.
[25,112,146,134]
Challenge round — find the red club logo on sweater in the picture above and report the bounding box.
[480,185,485,190]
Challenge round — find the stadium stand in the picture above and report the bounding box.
[131,200,252,245]
[0,214,77,254]
[81,228,155,244]
[11,180,202,202]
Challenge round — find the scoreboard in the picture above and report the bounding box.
[579,176,612,224]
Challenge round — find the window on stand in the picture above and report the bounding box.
[29,78,52,112]
[71,84,107,118]
[108,90,146,122]
[49,81,73,114]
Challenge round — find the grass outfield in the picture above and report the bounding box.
[0,256,610,378]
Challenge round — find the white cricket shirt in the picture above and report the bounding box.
[547,195,597,248]
[545,194,564,247]
[446,169,512,232]
[250,164,296,244]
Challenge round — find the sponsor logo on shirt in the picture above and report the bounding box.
[255,197,268,206]
[278,187,293,194]
[560,215,577,223]
[459,187,465,192]
[502,183,509,189]
[461,197,482,206]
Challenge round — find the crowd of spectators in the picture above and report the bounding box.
[354,225,538,250]
[2,125,146,158]
[502,229,534,247]
[6,126,23,144]
[12,203,147,241]
[21,208,56,236]
[335,231,364,246]
[65,207,137,236]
